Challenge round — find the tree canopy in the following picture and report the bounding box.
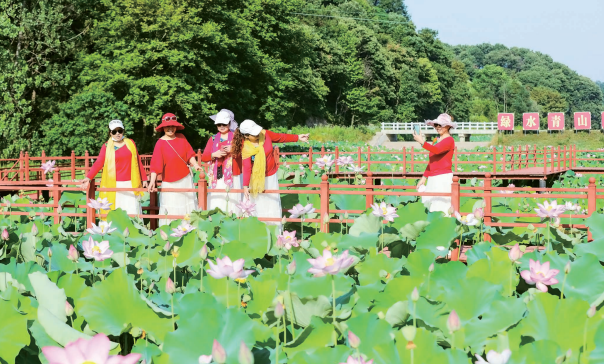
[1,0,602,157]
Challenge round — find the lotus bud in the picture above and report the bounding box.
[429,263,434,272]
[238,341,254,364]
[447,310,461,333]
[149,282,155,291]
[165,278,176,294]
[564,261,571,274]
[123,228,129,238]
[225,185,231,193]
[448,205,455,216]
[377,311,385,320]
[555,354,565,364]
[565,349,572,360]
[208,216,212,222]
[200,244,208,260]
[287,260,296,275]
[587,306,596,318]
[281,216,287,225]
[275,302,284,318]
[508,243,522,262]
[344,212,349,219]
[31,223,38,236]
[411,287,419,302]
[67,245,79,262]
[473,207,484,219]
[160,230,168,241]
[401,325,417,341]
[40,212,46,219]
[65,301,74,316]
[348,330,361,349]
[163,242,171,252]
[212,340,227,364]
[47,248,53,258]
[1,229,8,241]
[323,213,330,224]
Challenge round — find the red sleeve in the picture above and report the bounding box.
[422,138,454,155]
[131,141,146,181]
[86,144,107,179]
[150,141,164,175]
[242,158,252,187]
[200,138,214,162]
[265,130,299,143]
[179,134,196,161]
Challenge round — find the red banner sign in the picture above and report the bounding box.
[574,112,591,130]
[522,113,539,130]
[497,113,514,130]
[547,113,565,130]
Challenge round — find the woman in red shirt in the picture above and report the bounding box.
[413,113,456,215]
[200,109,242,214]
[80,120,146,216]
[148,113,203,226]
[231,120,309,231]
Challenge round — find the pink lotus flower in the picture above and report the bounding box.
[565,201,580,212]
[475,349,512,364]
[274,301,284,317]
[508,243,522,262]
[277,230,299,250]
[236,199,256,217]
[207,256,254,280]
[379,247,391,258]
[170,220,196,238]
[82,236,113,261]
[1,228,8,241]
[348,165,365,173]
[447,310,461,333]
[86,221,117,236]
[212,340,226,364]
[454,211,478,226]
[165,277,176,294]
[41,160,56,174]
[87,197,112,211]
[65,301,74,316]
[340,356,374,364]
[499,184,515,194]
[67,245,79,262]
[534,200,567,219]
[42,333,140,364]
[288,203,315,218]
[576,173,583,177]
[348,331,361,349]
[315,155,335,169]
[370,201,398,222]
[307,249,354,277]
[473,207,484,219]
[520,259,560,292]
[238,342,253,364]
[336,156,355,167]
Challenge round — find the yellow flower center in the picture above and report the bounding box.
[180,226,188,232]
[546,206,553,211]
[235,278,246,283]
[461,216,467,223]
[82,361,97,364]
[382,207,388,214]
[92,246,101,254]
[285,236,291,240]
[100,226,105,233]
[325,258,335,266]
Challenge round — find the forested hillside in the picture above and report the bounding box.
[1,0,603,157]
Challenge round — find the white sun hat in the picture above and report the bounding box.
[425,114,457,129]
[108,119,124,130]
[209,109,238,132]
[240,119,263,136]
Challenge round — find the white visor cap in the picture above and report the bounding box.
[109,119,124,131]
[214,110,232,125]
[240,119,263,136]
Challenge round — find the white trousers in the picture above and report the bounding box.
[115,180,142,216]
[421,173,453,215]
[208,175,243,215]
[159,174,198,226]
[249,174,282,232]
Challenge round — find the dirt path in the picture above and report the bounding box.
[382,141,490,150]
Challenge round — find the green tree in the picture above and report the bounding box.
[530,86,568,121]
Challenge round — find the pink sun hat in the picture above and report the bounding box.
[425,113,457,129]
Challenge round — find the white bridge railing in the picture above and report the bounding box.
[381,122,498,133]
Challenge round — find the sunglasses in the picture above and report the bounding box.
[216,123,229,127]
[111,128,124,135]
[163,116,178,121]
[433,124,442,128]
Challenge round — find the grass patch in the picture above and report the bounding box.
[490,131,604,150]
[271,124,375,143]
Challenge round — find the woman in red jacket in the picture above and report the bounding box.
[148,113,203,226]
[80,119,146,216]
[200,109,242,214]
[413,113,456,215]
[232,119,309,230]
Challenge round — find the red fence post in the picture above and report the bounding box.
[357,147,362,168]
[71,150,76,180]
[19,151,24,181]
[24,151,30,181]
[52,170,61,225]
[41,150,46,181]
[483,173,492,242]
[402,147,407,174]
[542,147,547,175]
[367,146,371,172]
[84,150,90,175]
[410,147,414,173]
[502,147,506,172]
[198,172,208,210]
[308,147,313,169]
[365,171,374,209]
[86,179,96,228]
[588,177,596,216]
[320,174,330,233]
[550,147,554,173]
[335,146,340,174]
[492,147,497,173]
[450,176,461,261]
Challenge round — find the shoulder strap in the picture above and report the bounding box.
[164,139,189,168]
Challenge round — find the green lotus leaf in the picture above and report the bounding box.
[440,276,503,322]
[220,217,271,252]
[415,214,457,256]
[405,249,436,278]
[0,258,45,293]
[349,213,381,236]
[589,321,604,363]
[246,269,280,316]
[463,297,526,349]
[466,248,518,297]
[374,275,424,313]
[355,249,405,286]
[76,269,173,342]
[288,345,350,364]
[338,232,379,253]
[0,297,30,364]
[465,241,495,264]
[331,193,366,211]
[283,316,336,358]
[398,220,430,241]
[427,261,468,301]
[555,253,604,304]
[509,339,562,364]
[391,202,428,229]
[162,307,270,364]
[346,313,397,363]
[131,336,163,364]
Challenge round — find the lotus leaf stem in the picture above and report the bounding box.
[457,231,462,261]
[226,278,230,308]
[200,262,204,293]
[288,276,296,341]
[170,293,175,331]
[237,282,240,310]
[331,275,337,329]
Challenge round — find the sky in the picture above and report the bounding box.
[405,0,604,82]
